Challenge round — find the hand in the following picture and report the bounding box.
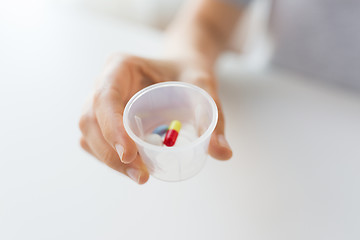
[79,54,232,184]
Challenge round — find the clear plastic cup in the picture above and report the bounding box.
[123,82,218,182]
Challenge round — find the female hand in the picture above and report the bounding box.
[79,54,232,184]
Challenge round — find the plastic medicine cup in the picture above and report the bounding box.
[123,82,218,182]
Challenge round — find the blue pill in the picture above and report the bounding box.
[152,124,169,136]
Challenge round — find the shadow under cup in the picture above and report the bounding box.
[123,82,218,182]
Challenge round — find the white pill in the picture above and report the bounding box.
[144,133,163,146]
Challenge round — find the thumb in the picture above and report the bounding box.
[182,69,232,160]
[208,97,233,160]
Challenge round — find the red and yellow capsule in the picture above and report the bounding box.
[163,120,181,147]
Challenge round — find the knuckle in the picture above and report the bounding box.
[79,138,87,150]
[93,82,119,108]
[92,88,114,110]
[78,115,88,133]
[78,113,95,134]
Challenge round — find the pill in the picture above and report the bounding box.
[163,120,181,147]
[152,124,169,136]
[144,133,163,146]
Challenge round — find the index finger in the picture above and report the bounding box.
[93,87,138,164]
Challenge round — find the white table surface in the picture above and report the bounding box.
[1,4,360,240]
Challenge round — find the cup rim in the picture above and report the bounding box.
[123,81,218,152]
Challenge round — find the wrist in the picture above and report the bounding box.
[164,57,217,95]
[162,33,218,70]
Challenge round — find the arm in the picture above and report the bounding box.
[165,0,245,68]
[79,0,247,184]
[164,0,246,161]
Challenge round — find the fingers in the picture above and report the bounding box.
[92,55,172,164]
[79,55,157,184]
[80,54,197,184]
[79,115,149,184]
[93,60,139,164]
[94,90,138,164]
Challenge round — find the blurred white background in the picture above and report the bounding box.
[1,0,359,240]
[0,0,271,64]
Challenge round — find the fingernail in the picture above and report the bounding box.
[217,134,231,149]
[115,144,125,163]
[126,167,142,184]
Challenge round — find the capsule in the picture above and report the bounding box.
[163,120,181,147]
[152,124,169,136]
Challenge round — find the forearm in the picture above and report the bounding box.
[164,0,245,69]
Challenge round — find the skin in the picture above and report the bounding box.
[79,0,245,184]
